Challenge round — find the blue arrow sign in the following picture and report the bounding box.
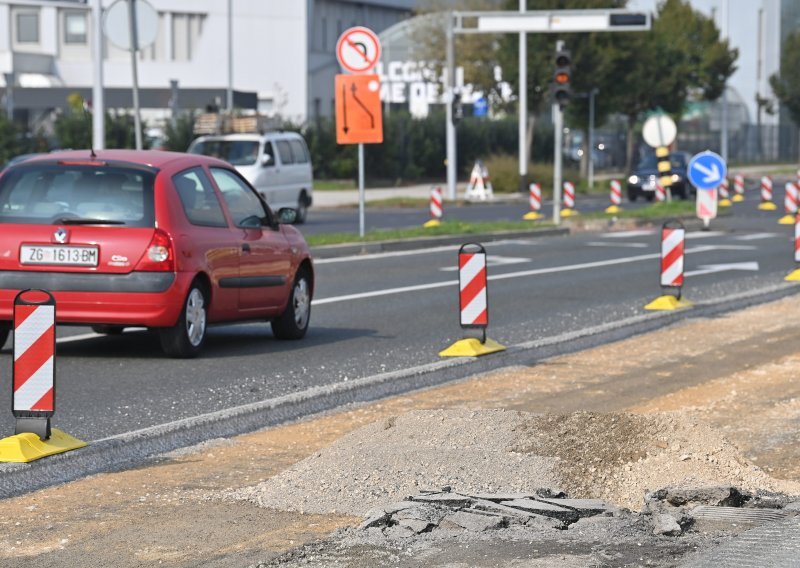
[687,151,727,191]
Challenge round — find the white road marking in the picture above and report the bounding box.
[735,232,780,241]
[685,231,726,239]
[440,255,530,272]
[685,261,759,277]
[602,230,655,238]
[312,244,728,306]
[586,241,648,249]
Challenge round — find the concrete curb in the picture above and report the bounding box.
[1,280,798,499]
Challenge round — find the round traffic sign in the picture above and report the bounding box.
[642,115,677,148]
[103,0,158,51]
[336,27,381,74]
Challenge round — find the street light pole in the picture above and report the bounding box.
[445,13,457,201]
[127,0,143,150]
[91,0,105,150]
[588,88,597,190]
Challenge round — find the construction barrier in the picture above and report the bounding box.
[732,174,745,202]
[786,214,800,281]
[759,176,777,211]
[779,182,799,225]
[423,186,443,228]
[464,160,494,201]
[696,188,718,231]
[718,178,732,207]
[655,180,666,203]
[561,181,578,217]
[0,290,85,463]
[440,243,505,357]
[523,183,543,220]
[605,179,622,214]
[644,221,693,311]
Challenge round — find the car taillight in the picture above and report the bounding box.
[135,229,175,271]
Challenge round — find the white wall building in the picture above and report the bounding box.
[0,0,414,127]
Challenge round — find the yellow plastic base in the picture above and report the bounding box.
[0,428,87,463]
[759,202,778,211]
[439,337,506,357]
[785,268,800,281]
[732,195,744,202]
[560,208,579,218]
[605,205,622,214]
[523,211,543,221]
[644,295,694,311]
[423,219,441,228]
[778,214,795,225]
[719,198,732,207]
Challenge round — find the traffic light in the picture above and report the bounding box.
[451,92,463,125]
[553,49,571,108]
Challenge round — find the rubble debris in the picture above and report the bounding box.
[652,513,683,536]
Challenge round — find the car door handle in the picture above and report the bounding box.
[242,243,251,253]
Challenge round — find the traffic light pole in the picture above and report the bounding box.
[518,0,528,195]
[552,41,564,225]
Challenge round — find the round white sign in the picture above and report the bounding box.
[642,115,677,148]
[104,0,158,51]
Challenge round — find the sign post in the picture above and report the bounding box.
[642,114,677,199]
[335,27,383,239]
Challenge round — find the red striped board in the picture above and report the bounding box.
[660,227,685,288]
[458,244,488,328]
[13,291,56,416]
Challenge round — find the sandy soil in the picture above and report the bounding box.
[3,296,800,566]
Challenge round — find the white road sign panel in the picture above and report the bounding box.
[642,115,677,148]
[336,27,381,74]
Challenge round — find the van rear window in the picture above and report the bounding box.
[0,164,156,227]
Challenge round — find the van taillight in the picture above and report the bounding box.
[135,229,175,271]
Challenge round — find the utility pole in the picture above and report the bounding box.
[445,13,457,200]
[719,0,729,163]
[518,0,527,194]
[92,0,105,149]
[127,0,143,150]
[588,88,597,190]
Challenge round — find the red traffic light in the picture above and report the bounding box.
[554,71,570,85]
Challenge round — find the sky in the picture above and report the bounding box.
[627,0,771,122]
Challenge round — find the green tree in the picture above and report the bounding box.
[770,30,800,134]
[54,92,149,150]
[163,112,197,151]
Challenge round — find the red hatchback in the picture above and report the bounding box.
[0,150,314,357]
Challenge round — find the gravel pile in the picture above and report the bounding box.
[224,409,800,516]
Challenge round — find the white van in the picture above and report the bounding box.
[187,132,313,223]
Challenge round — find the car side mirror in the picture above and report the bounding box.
[277,207,297,224]
[260,154,273,167]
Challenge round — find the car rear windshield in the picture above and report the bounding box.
[189,140,259,166]
[0,164,156,227]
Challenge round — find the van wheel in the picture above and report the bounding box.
[159,284,208,358]
[294,193,308,224]
[272,269,311,339]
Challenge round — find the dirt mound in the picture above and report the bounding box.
[227,410,800,515]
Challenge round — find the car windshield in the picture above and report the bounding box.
[190,140,260,166]
[636,154,686,170]
[0,163,156,227]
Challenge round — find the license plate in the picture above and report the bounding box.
[21,245,99,267]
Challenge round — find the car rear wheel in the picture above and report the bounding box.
[159,284,208,358]
[294,192,309,224]
[272,269,311,340]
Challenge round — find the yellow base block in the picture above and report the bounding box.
[0,428,87,463]
[423,219,441,228]
[778,215,796,225]
[785,268,800,281]
[560,208,579,218]
[732,194,744,202]
[644,295,694,311]
[439,337,506,357]
[719,199,732,207]
[759,202,778,211]
[523,211,543,221]
[605,205,622,214]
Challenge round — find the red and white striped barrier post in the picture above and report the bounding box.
[561,181,577,217]
[655,180,666,202]
[645,221,692,311]
[423,186,443,228]
[523,183,543,220]
[786,213,800,281]
[605,180,622,214]
[439,243,505,357]
[718,178,732,207]
[758,176,777,211]
[779,182,799,224]
[12,290,56,440]
[732,174,745,202]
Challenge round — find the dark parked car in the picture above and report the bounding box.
[627,151,694,201]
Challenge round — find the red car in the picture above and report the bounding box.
[0,150,314,357]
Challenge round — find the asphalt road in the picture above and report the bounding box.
[0,195,797,442]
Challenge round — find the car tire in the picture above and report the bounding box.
[294,192,308,224]
[159,283,208,358]
[272,268,311,340]
[92,325,125,335]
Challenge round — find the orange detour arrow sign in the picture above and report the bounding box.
[335,74,383,145]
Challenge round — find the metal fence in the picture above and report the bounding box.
[676,122,799,164]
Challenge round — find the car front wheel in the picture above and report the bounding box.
[159,284,208,358]
[272,269,311,340]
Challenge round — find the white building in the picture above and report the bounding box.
[0,0,415,128]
